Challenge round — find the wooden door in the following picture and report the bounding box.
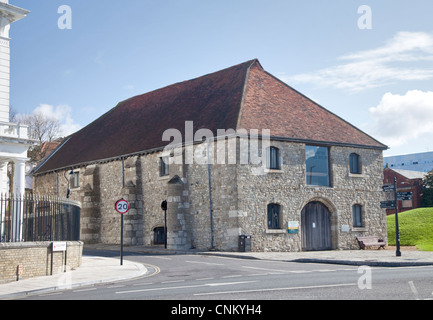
[301,202,332,251]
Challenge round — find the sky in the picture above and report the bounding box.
[9,0,433,157]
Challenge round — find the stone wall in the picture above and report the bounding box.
[0,241,83,284]
[33,139,387,252]
[234,142,386,251]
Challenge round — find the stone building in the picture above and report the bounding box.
[33,59,388,252]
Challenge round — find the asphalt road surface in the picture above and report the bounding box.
[19,251,433,303]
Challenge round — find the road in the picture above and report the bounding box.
[20,251,433,301]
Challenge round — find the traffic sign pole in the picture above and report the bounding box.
[115,199,130,266]
[120,214,124,265]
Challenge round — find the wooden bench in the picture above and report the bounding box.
[356,236,386,250]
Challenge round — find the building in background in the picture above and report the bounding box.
[383,166,427,215]
[384,151,433,173]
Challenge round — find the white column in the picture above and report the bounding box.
[13,159,25,195]
[0,160,6,240]
[12,159,25,241]
[0,160,5,239]
[0,160,7,194]
[0,37,10,122]
[0,1,29,122]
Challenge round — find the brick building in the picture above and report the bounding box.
[33,60,388,252]
[383,167,426,215]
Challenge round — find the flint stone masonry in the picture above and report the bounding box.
[34,139,387,252]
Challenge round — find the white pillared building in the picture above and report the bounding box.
[0,0,34,197]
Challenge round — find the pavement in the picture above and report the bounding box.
[1,244,433,300]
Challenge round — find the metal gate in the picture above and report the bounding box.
[301,201,332,251]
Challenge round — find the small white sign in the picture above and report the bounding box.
[341,225,350,232]
[52,242,67,252]
[288,221,299,229]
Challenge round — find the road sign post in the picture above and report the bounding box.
[115,199,130,265]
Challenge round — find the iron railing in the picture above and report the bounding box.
[0,194,81,243]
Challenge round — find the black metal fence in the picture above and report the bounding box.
[0,194,81,243]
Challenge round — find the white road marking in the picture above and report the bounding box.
[186,260,225,266]
[194,283,357,296]
[116,281,256,295]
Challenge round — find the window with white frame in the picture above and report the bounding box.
[266,146,281,170]
[352,204,363,227]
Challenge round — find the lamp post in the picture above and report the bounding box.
[161,200,167,249]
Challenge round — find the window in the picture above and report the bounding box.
[70,172,80,189]
[160,157,169,176]
[306,146,330,186]
[402,200,413,209]
[267,203,281,229]
[266,146,281,170]
[350,153,361,174]
[352,204,363,227]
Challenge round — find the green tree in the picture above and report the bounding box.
[422,170,433,207]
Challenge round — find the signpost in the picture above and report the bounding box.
[51,242,68,274]
[382,184,395,192]
[115,199,130,265]
[397,192,413,201]
[382,179,401,257]
[380,201,395,209]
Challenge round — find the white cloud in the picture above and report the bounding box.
[33,104,81,137]
[368,90,433,148]
[286,31,433,92]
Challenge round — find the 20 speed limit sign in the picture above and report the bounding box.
[115,199,130,214]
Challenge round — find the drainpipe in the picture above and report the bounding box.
[206,139,214,250]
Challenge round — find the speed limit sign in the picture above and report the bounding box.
[115,199,130,214]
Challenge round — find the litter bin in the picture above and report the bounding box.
[239,235,252,252]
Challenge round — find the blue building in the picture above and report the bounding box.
[384,151,433,173]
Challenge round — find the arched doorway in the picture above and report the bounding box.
[153,227,166,245]
[301,201,332,251]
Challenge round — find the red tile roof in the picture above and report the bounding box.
[35,59,387,174]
